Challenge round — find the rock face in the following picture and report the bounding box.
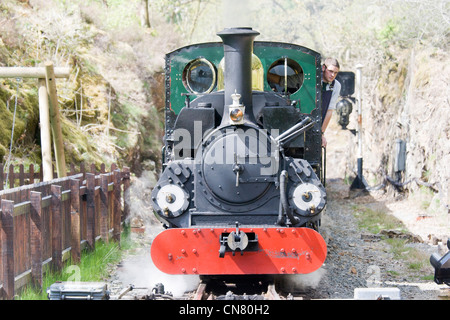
[327,47,449,213]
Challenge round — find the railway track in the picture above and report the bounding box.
[112,276,307,300]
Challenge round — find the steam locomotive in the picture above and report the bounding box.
[150,28,327,276]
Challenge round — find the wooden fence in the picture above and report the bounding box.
[0,163,131,300]
[0,162,119,190]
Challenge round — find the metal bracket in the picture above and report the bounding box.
[218,222,258,258]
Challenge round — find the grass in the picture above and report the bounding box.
[385,238,432,274]
[17,227,134,300]
[352,205,406,234]
[350,204,434,277]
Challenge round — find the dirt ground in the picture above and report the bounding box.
[311,178,447,300]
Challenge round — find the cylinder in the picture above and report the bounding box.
[217,27,259,122]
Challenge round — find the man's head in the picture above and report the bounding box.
[322,58,340,83]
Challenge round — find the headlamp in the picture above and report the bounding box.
[230,108,244,122]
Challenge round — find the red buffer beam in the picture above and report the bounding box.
[151,227,327,275]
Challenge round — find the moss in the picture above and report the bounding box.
[61,117,102,167]
[0,143,6,162]
[0,85,25,147]
[0,0,167,173]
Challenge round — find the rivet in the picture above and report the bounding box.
[280,248,285,253]
[192,268,197,273]
[292,267,297,273]
[181,268,186,273]
[181,230,186,235]
[181,249,186,254]
[168,253,172,260]
[281,267,286,273]
[192,248,197,254]
[193,229,197,234]
[291,248,296,253]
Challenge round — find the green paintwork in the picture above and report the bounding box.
[166,41,320,115]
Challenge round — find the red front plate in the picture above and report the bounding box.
[151,227,327,275]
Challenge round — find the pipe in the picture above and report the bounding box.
[277,201,285,226]
[274,117,312,143]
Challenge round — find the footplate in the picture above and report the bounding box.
[151,227,327,275]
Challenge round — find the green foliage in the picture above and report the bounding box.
[351,205,406,235]
[17,229,132,300]
[378,19,400,44]
[385,238,431,273]
[1,0,448,178]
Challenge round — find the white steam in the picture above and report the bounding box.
[221,0,254,28]
[117,251,200,298]
[283,268,327,291]
[121,170,200,297]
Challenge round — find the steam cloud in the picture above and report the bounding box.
[222,0,254,28]
[120,170,200,297]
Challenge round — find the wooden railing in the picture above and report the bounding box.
[1,162,119,190]
[0,163,130,300]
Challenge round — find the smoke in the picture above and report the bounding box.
[221,0,254,28]
[277,268,327,292]
[117,250,200,298]
[120,170,200,297]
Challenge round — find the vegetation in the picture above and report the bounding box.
[0,0,448,194]
[352,205,406,235]
[17,227,134,300]
[350,203,434,278]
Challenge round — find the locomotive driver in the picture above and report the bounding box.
[321,58,341,148]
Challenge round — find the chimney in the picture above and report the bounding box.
[217,27,259,124]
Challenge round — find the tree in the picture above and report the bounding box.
[141,0,151,28]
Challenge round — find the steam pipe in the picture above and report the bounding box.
[274,117,313,143]
[277,201,285,226]
[278,121,315,145]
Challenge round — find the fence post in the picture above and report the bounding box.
[70,179,81,264]
[51,185,62,272]
[29,164,35,185]
[30,191,43,289]
[112,170,121,244]
[38,78,53,181]
[8,165,14,189]
[100,174,109,243]
[19,164,24,186]
[0,164,3,190]
[1,199,15,300]
[45,62,66,179]
[86,173,96,250]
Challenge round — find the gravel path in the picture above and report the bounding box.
[308,179,444,300]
